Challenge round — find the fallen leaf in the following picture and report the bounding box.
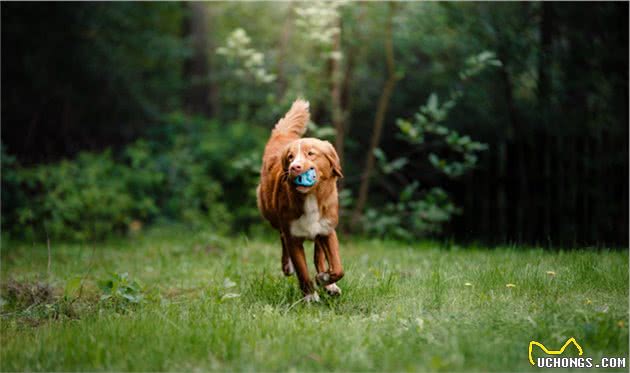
[221,293,240,300]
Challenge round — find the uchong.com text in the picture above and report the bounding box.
[536,357,626,369]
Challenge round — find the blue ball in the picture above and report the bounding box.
[294,168,317,187]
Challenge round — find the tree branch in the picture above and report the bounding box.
[351,3,400,228]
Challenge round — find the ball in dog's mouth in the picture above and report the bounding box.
[293,168,317,190]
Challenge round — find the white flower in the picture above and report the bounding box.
[329,51,343,61]
[216,28,274,84]
[415,317,424,329]
[223,278,236,288]
[250,52,263,65]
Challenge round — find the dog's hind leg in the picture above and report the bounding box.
[281,234,294,276]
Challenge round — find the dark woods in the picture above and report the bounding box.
[2,3,185,160]
[447,3,629,246]
[2,2,628,247]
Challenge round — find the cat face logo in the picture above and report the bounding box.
[528,337,584,366]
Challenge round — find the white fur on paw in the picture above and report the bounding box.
[303,292,320,303]
[283,259,295,276]
[316,272,330,285]
[325,283,342,296]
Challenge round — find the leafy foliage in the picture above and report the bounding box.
[398,91,488,178]
[2,2,627,245]
[294,1,343,53]
[364,185,459,240]
[2,2,187,161]
[3,151,156,241]
[2,116,266,241]
[98,272,146,310]
[217,28,276,84]
[361,51,496,240]
[147,115,265,229]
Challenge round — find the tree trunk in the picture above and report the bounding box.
[336,5,362,198]
[276,3,294,99]
[496,141,508,241]
[593,132,602,243]
[207,5,220,118]
[331,14,345,172]
[183,2,211,117]
[579,135,588,244]
[538,1,553,241]
[351,3,399,228]
[569,135,578,244]
[555,134,564,244]
[498,59,521,242]
[340,3,365,137]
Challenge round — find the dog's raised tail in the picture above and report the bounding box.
[273,99,310,138]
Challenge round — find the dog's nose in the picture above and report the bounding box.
[290,164,303,173]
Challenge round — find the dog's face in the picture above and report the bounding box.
[282,138,343,193]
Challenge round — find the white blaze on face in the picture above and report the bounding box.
[289,140,303,171]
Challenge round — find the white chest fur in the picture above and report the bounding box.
[290,194,332,239]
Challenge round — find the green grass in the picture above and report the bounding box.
[1,227,628,372]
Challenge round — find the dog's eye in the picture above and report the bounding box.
[307,151,315,156]
[287,154,294,161]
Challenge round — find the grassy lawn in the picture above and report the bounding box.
[1,227,628,372]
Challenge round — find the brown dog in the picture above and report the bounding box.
[256,99,344,302]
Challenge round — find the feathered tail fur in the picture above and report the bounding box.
[273,99,310,138]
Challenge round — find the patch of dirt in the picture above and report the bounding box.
[193,244,224,255]
[2,279,54,309]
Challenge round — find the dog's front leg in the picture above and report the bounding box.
[315,230,344,288]
[314,242,327,274]
[285,234,319,302]
[314,238,342,296]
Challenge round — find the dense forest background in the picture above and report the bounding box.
[2,2,628,247]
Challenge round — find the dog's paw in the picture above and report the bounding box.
[282,259,295,276]
[303,292,320,303]
[315,272,331,285]
[324,283,342,296]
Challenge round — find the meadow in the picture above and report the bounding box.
[1,227,628,372]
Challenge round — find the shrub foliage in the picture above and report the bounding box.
[2,117,264,241]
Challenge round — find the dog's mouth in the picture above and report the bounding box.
[293,168,317,192]
[295,185,312,193]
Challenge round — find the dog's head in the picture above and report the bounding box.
[282,138,343,193]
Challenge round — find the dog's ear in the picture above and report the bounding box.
[323,141,343,178]
[281,146,291,172]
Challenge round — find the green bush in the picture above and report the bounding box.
[360,52,494,240]
[2,116,266,242]
[143,114,265,229]
[3,151,157,241]
[364,185,460,240]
